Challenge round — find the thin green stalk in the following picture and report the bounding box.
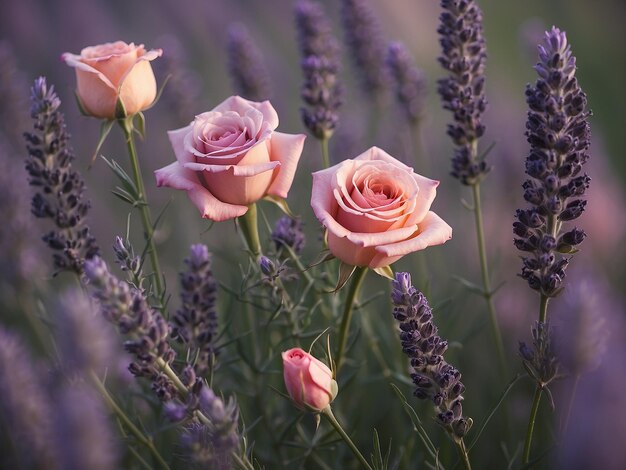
[119,119,164,299]
[335,266,367,374]
[320,136,330,169]
[539,294,550,324]
[456,439,472,470]
[237,203,261,258]
[321,407,373,470]
[523,385,543,464]
[89,371,170,470]
[470,182,507,379]
[562,374,580,434]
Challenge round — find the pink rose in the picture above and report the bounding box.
[155,96,306,221]
[62,41,162,119]
[282,348,337,411]
[311,147,452,268]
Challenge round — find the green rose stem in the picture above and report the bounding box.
[237,203,262,258]
[335,266,368,374]
[89,370,171,470]
[320,136,330,169]
[321,406,373,470]
[119,118,164,300]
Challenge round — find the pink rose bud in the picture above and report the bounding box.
[62,41,162,119]
[282,348,337,411]
[155,96,306,221]
[311,146,453,268]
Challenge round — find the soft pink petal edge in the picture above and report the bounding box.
[154,162,248,221]
[267,132,306,198]
[117,48,163,91]
[168,126,194,165]
[375,211,452,257]
[61,52,116,90]
[213,96,279,131]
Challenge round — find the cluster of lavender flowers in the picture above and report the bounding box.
[340,0,389,101]
[171,244,219,376]
[519,321,560,392]
[271,215,306,255]
[227,23,271,102]
[386,42,427,125]
[391,273,472,440]
[437,0,489,184]
[168,384,241,469]
[513,27,591,298]
[295,0,342,140]
[84,256,178,401]
[23,77,99,274]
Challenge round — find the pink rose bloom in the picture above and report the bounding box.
[311,147,452,268]
[62,41,162,119]
[282,348,337,411]
[155,96,306,221]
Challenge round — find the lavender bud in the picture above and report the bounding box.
[392,272,472,438]
[227,23,271,101]
[271,215,305,255]
[514,27,591,298]
[295,0,342,140]
[437,0,490,185]
[84,257,177,400]
[386,41,427,124]
[23,77,99,275]
[0,327,56,467]
[171,244,218,377]
[340,0,390,99]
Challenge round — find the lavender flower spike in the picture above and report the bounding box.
[0,327,56,468]
[271,215,305,255]
[24,77,99,274]
[172,244,219,377]
[340,0,390,99]
[514,27,591,298]
[227,23,271,102]
[391,272,472,439]
[386,42,427,125]
[84,256,178,401]
[180,386,241,469]
[294,0,342,140]
[437,0,489,185]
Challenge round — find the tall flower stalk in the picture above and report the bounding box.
[227,23,271,101]
[437,0,506,378]
[391,272,472,469]
[24,77,99,275]
[515,26,591,463]
[386,41,428,168]
[294,0,342,168]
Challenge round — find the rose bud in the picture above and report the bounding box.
[282,348,337,411]
[62,41,162,119]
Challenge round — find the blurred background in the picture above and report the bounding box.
[1,0,625,468]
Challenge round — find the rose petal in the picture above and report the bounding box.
[61,53,116,90]
[267,131,306,198]
[183,160,280,176]
[213,96,279,131]
[375,211,453,257]
[311,167,353,240]
[404,175,440,226]
[154,162,248,221]
[168,126,194,165]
